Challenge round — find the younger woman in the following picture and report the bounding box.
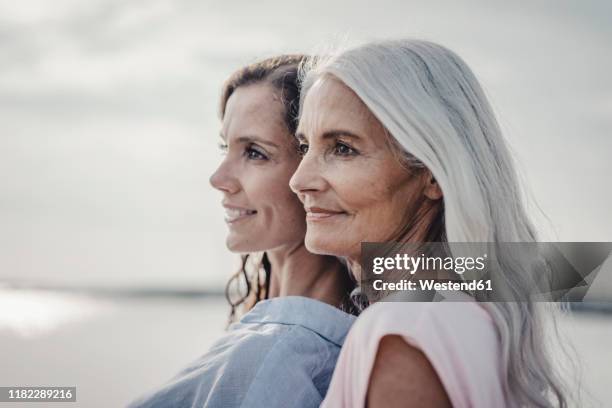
[128,55,355,408]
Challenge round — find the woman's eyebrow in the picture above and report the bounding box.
[321,130,361,140]
[295,130,361,143]
[235,135,279,149]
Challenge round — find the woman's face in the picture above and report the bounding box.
[290,76,430,262]
[210,83,306,253]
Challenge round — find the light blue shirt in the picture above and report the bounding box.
[128,296,356,408]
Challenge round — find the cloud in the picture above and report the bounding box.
[0,0,610,288]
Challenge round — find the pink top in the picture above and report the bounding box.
[321,294,507,407]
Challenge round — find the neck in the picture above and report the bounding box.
[346,199,443,284]
[346,258,362,282]
[266,242,353,308]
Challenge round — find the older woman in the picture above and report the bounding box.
[290,40,569,407]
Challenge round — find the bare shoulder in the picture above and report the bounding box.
[366,335,452,408]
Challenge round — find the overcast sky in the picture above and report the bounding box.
[1,0,610,289]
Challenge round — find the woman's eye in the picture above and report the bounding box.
[333,142,357,156]
[298,143,309,155]
[218,142,228,154]
[245,146,268,161]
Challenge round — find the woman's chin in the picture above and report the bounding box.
[225,235,256,254]
[304,235,347,257]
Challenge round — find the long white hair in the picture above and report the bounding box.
[299,39,571,407]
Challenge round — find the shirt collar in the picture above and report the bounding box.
[239,296,356,347]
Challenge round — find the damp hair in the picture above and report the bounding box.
[219,54,307,324]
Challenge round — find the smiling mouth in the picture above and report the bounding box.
[224,208,257,224]
[305,207,347,221]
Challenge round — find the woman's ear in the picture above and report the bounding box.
[423,171,443,200]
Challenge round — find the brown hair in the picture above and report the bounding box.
[220,54,306,134]
[219,54,307,323]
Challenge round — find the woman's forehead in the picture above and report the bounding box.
[299,76,384,142]
[222,85,286,140]
[305,76,363,109]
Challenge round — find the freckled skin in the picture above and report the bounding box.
[210,84,306,253]
[290,77,428,265]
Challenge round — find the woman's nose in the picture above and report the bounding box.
[289,153,326,196]
[209,159,240,195]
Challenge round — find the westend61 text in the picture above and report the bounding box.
[372,279,493,292]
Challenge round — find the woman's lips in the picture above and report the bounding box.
[305,206,347,221]
[223,205,257,224]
